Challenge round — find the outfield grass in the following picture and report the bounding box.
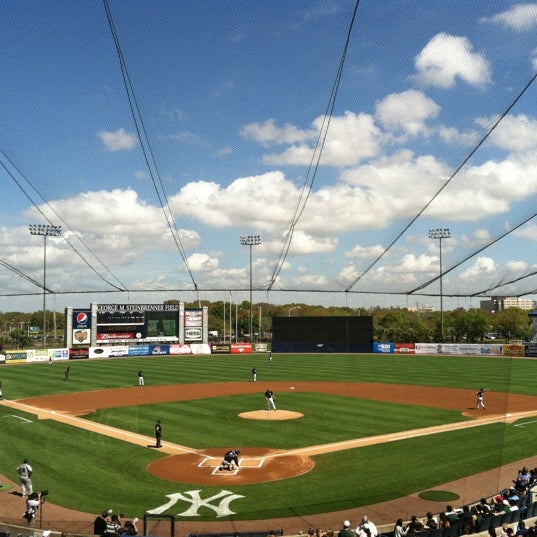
[1,353,537,521]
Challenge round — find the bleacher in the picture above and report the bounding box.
[187,531,283,537]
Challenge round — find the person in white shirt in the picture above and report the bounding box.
[356,516,377,537]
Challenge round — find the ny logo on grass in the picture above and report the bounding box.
[147,490,245,518]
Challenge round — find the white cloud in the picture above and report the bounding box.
[481,3,537,31]
[414,33,492,88]
[375,90,440,136]
[345,244,385,258]
[507,260,529,272]
[97,128,137,151]
[241,118,315,146]
[459,257,496,279]
[259,111,383,167]
[186,253,220,272]
[475,114,537,152]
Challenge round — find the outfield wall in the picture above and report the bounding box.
[373,342,528,356]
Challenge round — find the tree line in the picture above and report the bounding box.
[0,302,534,349]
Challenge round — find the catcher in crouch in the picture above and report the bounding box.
[219,449,241,471]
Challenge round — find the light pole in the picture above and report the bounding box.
[288,306,301,317]
[428,228,451,342]
[240,234,261,343]
[29,224,62,348]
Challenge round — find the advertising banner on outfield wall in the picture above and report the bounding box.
[5,350,29,363]
[395,343,415,354]
[503,344,525,356]
[415,343,504,355]
[373,342,394,353]
[211,344,231,354]
[230,343,252,354]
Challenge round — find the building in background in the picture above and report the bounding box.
[480,296,535,312]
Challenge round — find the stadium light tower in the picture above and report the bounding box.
[240,234,261,343]
[29,224,62,348]
[428,228,451,342]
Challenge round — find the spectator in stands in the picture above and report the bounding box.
[460,505,476,534]
[424,512,438,531]
[356,515,378,537]
[339,520,355,537]
[393,518,409,537]
[501,499,512,514]
[478,498,493,517]
[438,513,450,528]
[326,531,335,537]
[445,506,460,525]
[515,520,528,537]
[515,467,532,490]
[316,529,326,537]
[406,515,424,535]
[94,511,108,536]
[104,514,121,536]
[120,518,138,536]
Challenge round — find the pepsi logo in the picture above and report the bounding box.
[76,312,88,324]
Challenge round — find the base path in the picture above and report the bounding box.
[2,382,537,535]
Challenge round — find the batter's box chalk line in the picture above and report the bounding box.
[198,456,266,475]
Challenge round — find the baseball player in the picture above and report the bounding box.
[16,458,33,497]
[251,367,257,382]
[265,388,277,410]
[476,388,489,410]
[218,449,240,471]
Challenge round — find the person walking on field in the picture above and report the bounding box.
[16,458,33,498]
[138,370,145,386]
[154,420,162,448]
[477,387,489,410]
[251,367,257,382]
[265,388,277,411]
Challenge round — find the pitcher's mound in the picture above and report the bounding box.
[239,410,303,420]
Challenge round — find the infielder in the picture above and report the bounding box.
[265,388,277,410]
[218,449,240,471]
[476,387,489,410]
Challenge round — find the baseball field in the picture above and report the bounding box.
[1,353,537,535]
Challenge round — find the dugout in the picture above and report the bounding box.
[271,316,373,353]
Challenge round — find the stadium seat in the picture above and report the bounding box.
[443,522,461,537]
[476,516,492,532]
[525,501,537,518]
[510,510,521,524]
[501,512,514,524]
[489,515,504,531]
[424,527,444,537]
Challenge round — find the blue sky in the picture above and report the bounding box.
[2,1,537,312]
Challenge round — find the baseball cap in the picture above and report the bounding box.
[344,521,351,528]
